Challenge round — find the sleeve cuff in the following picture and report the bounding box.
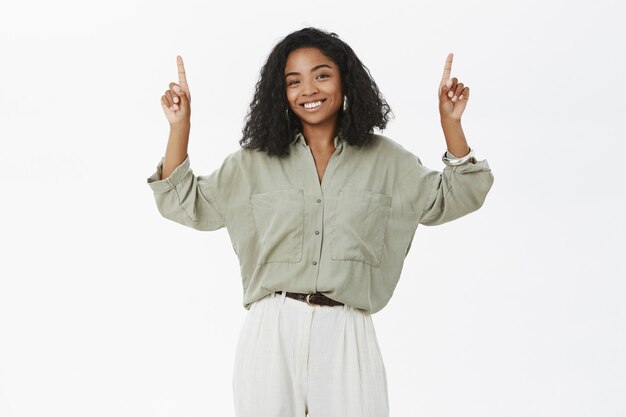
[146,154,191,193]
[443,148,477,166]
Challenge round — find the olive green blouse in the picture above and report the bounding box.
[146,132,494,314]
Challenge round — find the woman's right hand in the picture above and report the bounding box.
[161,55,192,127]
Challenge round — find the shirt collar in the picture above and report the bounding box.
[291,131,344,150]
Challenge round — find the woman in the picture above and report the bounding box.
[147,27,493,417]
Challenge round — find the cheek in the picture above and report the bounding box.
[334,89,343,104]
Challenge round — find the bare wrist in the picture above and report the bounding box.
[170,121,190,132]
[440,117,461,127]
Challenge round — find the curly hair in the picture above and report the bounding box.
[239,27,394,158]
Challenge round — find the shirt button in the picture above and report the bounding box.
[316,199,321,203]
[315,230,320,235]
[312,261,317,265]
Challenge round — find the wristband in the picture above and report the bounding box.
[442,147,476,166]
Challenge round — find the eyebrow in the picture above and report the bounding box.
[284,64,333,78]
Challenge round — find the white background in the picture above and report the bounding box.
[1,0,624,416]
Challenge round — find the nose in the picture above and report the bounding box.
[301,78,319,96]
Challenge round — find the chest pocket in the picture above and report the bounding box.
[331,188,392,266]
[250,188,304,264]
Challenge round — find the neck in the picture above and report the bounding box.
[300,121,339,151]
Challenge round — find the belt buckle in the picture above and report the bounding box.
[305,293,319,306]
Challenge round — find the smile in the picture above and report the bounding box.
[301,99,326,111]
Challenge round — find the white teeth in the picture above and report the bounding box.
[303,100,322,109]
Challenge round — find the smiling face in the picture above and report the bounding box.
[284,47,343,132]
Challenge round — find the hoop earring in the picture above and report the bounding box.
[343,95,347,111]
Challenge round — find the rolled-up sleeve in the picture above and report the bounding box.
[146,154,226,231]
[401,153,494,226]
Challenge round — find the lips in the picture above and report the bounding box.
[300,99,327,107]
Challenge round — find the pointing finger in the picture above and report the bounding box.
[440,52,453,87]
[177,55,189,93]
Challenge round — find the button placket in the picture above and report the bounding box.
[312,197,323,267]
[300,141,342,278]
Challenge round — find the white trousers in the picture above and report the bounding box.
[232,291,389,417]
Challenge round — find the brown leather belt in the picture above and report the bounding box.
[275,291,344,307]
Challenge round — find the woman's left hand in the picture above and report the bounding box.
[438,53,469,121]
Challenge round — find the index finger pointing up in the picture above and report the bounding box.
[177,55,189,92]
[440,52,454,84]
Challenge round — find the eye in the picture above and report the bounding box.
[287,74,330,86]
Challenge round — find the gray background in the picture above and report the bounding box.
[1,0,624,416]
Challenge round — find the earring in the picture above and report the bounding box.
[343,95,347,111]
[285,108,290,120]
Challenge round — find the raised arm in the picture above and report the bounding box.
[160,55,192,179]
[407,52,494,225]
[146,55,226,231]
